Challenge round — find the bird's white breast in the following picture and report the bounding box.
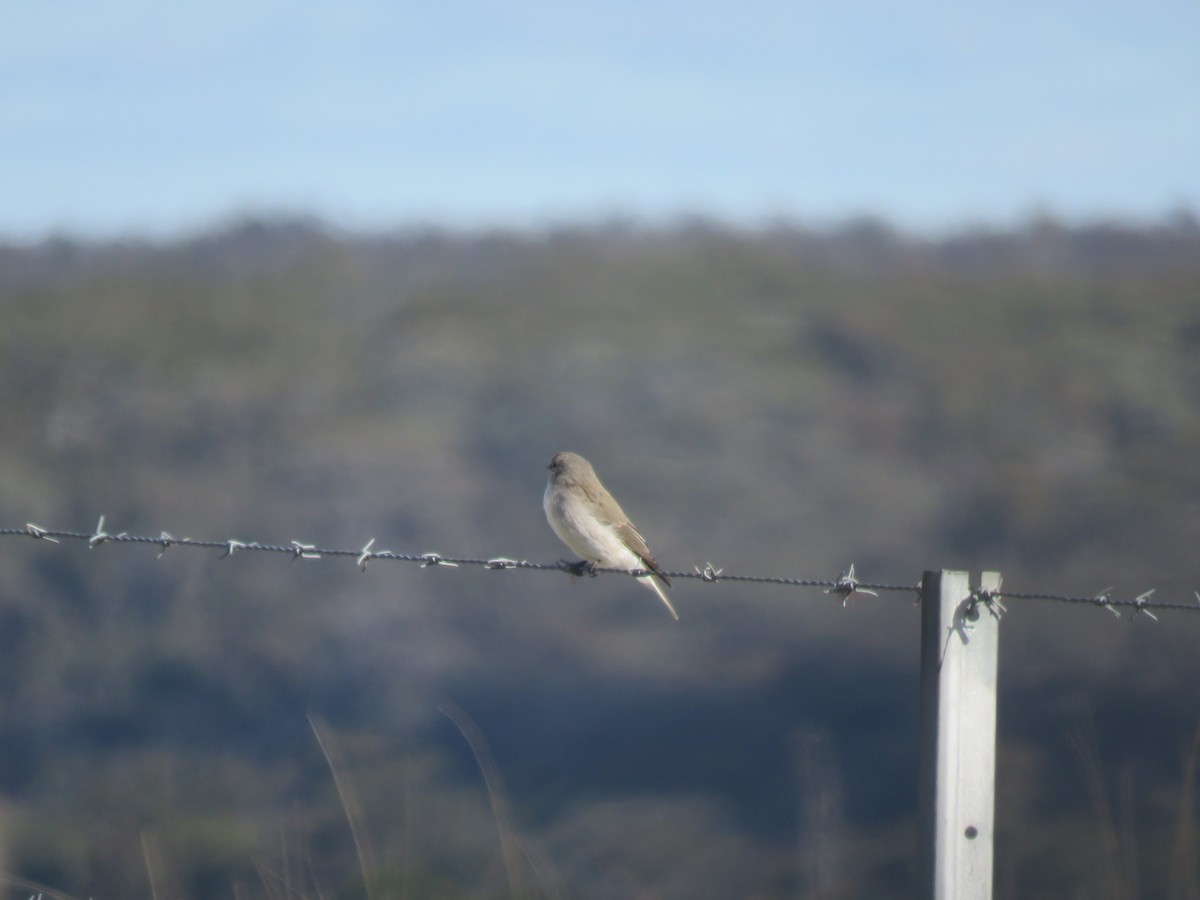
[544,482,642,570]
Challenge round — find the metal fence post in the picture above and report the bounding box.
[918,569,1001,899]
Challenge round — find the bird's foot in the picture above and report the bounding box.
[560,558,598,578]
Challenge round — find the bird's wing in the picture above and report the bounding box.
[631,542,672,588]
[581,481,672,588]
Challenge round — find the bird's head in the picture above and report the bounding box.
[548,451,591,482]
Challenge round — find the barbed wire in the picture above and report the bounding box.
[3,518,1198,621]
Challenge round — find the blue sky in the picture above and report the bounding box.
[3,0,1197,238]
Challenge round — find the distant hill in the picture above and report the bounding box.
[1,215,1198,898]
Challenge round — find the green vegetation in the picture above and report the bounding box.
[0,214,1198,897]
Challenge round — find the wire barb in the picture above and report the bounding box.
[695,562,724,583]
[969,574,1007,620]
[356,538,378,572]
[1093,587,1122,619]
[24,523,60,544]
[88,515,111,549]
[420,552,459,568]
[220,540,247,559]
[485,557,522,570]
[155,532,175,559]
[971,589,1007,620]
[1130,589,1159,623]
[826,564,878,607]
[290,541,321,561]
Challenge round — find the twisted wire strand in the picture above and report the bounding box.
[3,522,1196,614]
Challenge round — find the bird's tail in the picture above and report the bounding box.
[639,573,680,620]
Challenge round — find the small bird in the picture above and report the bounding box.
[544,451,678,620]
